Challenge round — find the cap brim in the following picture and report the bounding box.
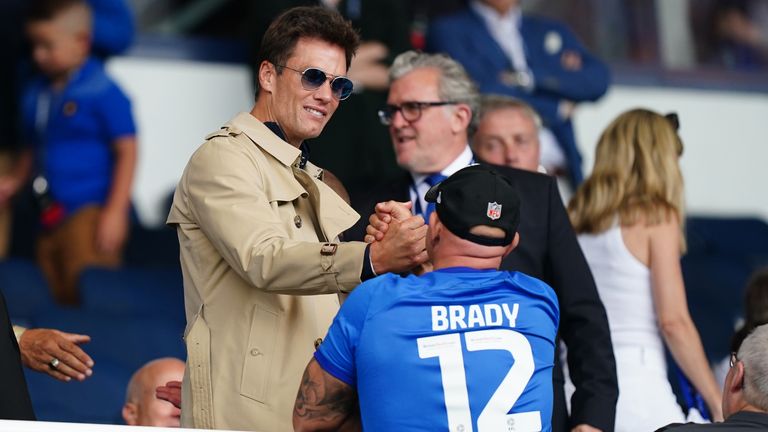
[424,183,440,203]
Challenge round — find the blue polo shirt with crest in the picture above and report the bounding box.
[21,56,135,214]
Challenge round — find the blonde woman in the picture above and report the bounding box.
[568,109,722,431]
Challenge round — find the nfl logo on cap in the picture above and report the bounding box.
[487,202,502,220]
[423,165,520,246]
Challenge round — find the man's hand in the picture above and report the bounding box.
[347,41,390,91]
[364,201,413,243]
[369,210,428,274]
[365,213,386,243]
[156,380,182,409]
[96,206,128,254]
[718,10,762,45]
[572,424,602,432]
[0,175,21,207]
[19,328,94,382]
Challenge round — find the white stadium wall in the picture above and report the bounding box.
[575,86,768,221]
[106,57,768,226]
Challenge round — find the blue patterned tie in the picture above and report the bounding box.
[423,173,447,224]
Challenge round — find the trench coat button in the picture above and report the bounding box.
[250,348,262,356]
[294,215,302,228]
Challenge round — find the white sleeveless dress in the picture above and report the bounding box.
[578,224,686,432]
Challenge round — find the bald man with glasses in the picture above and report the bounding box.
[657,324,768,431]
[166,7,426,431]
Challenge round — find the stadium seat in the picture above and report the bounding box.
[0,258,56,327]
[25,358,131,424]
[79,266,185,324]
[682,216,768,361]
[686,216,768,265]
[33,309,185,375]
[123,225,181,269]
[25,308,185,424]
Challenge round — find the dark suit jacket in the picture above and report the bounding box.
[656,411,768,431]
[426,8,611,186]
[0,289,35,420]
[349,163,618,432]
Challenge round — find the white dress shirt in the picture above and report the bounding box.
[470,1,529,77]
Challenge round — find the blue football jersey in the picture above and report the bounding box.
[315,267,560,432]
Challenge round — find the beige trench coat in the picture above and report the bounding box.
[167,112,367,431]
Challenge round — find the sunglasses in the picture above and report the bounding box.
[276,64,354,100]
[665,112,680,131]
[665,112,684,156]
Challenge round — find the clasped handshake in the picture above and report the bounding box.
[366,201,432,275]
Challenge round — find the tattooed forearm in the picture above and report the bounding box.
[293,358,360,432]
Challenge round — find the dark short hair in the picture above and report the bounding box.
[730,267,768,352]
[26,0,89,23]
[255,6,360,94]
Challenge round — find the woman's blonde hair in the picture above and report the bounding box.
[568,108,686,252]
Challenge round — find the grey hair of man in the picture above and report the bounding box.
[738,323,768,411]
[476,94,543,132]
[389,51,480,127]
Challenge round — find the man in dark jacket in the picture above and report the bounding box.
[0,289,35,420]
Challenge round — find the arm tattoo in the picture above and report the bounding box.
[293,358,360,431]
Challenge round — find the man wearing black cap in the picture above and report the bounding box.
[353,50,616,432]
[293,165,560,432]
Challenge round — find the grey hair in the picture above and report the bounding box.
[477,94,542,131]
[389,51,479,124]
[739,324,768,411]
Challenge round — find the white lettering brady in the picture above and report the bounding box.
[430,304,520,331]
[503,303,519,328]
[449,305,467,330]
[485,304,503,326]
[467,305,484,328]
[432,306,449,331]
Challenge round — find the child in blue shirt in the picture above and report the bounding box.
[17,0,137,304]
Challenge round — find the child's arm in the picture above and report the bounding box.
[97,135,136,254]
[0,149,32,208]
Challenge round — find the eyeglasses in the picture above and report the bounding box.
[730,352,739,368]
[378,101,458,125]
[275,64,354,100]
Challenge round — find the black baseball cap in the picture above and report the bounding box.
[424,165,521,247]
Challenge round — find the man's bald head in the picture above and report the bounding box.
[123,358,185,427]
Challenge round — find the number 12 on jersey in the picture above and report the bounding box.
[417,329,542,432]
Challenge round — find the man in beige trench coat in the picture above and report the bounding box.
[166,6,428,431]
